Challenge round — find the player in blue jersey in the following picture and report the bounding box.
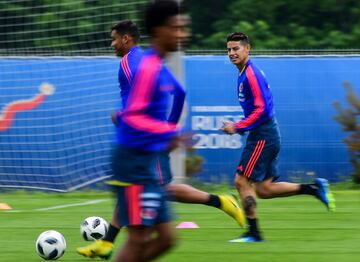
[111,3,186,260]
[77,16,245,261]
[76,20,143,259]
[221,32,336,243]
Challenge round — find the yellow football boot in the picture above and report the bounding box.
[76,240,113,260]
[219,195,246,228]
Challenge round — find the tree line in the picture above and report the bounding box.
[186,0,360,50]
[1,0,360,54]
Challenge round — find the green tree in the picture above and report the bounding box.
[2,0,360,53]
[0,0,146,54]
[333,81,360,184]
[186,0,360,50]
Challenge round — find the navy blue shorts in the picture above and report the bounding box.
[109,146,173,226]
[116,183,172,227]
[111,146,158,184]
[156,151,172,185]
[236,118,281,182]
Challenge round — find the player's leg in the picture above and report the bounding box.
[114,226,150,262]
[255,155,314,198]
[135,183,176,261]
[141,222,176,261]
[229,174,262,242]
[158,150,245,227]
[255,178,335,211]
[102,206,121,242]
[166,183,245,227]
[158,152,213,205]
[76,148,127,259]
[254,157,335,211]
[111,183,160,262]
[256,178,312,198]
[167,183,212,203]
[115,223,175,262]
[229,138,272,242]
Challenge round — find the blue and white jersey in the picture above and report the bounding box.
[116,48,186,151]
[235,59,275,132]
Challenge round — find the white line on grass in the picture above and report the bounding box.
[5,199,109,213]
[36,199,108,211]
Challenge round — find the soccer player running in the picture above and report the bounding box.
[109,2,186,261]
[222,32,336,243]
[77,11,245,262]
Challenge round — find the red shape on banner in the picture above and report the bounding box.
[0,83,55,132]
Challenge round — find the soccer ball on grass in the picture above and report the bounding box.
[35,230,66,260]
[80,216,109,241]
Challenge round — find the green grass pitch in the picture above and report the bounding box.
[0,190,359,262]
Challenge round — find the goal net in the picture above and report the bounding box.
[0,0,147,192]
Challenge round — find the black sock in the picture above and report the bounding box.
[247,217,260,235]
[205,194,221,208]
[299,184,318,196]
[103,224,120,243]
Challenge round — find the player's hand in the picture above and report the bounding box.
[220,121,237,134]
[168,132,193,151]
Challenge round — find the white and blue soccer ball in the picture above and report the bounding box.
[80,216,109,241]
[35,230,66,260]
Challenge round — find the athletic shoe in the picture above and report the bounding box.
[76,240,113,260]
[315,178,336,211]
[219,195,245,228]
[229,231,263,243]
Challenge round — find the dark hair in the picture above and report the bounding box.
[111,20,140,42]
[145,0,180,36]
[227,32,250,45]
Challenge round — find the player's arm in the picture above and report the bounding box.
[122,56,178,134]
[121,53,133,86]
[234,67,265,132]
[112,54,134,126]
[167,80,188,150]
[167,77,186,125]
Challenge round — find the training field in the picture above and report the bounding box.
[1,190,359,262]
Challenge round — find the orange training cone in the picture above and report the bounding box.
[0,203,12,210]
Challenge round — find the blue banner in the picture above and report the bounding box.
[0,56,357,191]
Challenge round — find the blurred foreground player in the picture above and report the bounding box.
[111,2,185,261]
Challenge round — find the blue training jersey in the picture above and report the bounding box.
[116,48,186,151]
[235,59,275,132]
[118,46,143,108]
